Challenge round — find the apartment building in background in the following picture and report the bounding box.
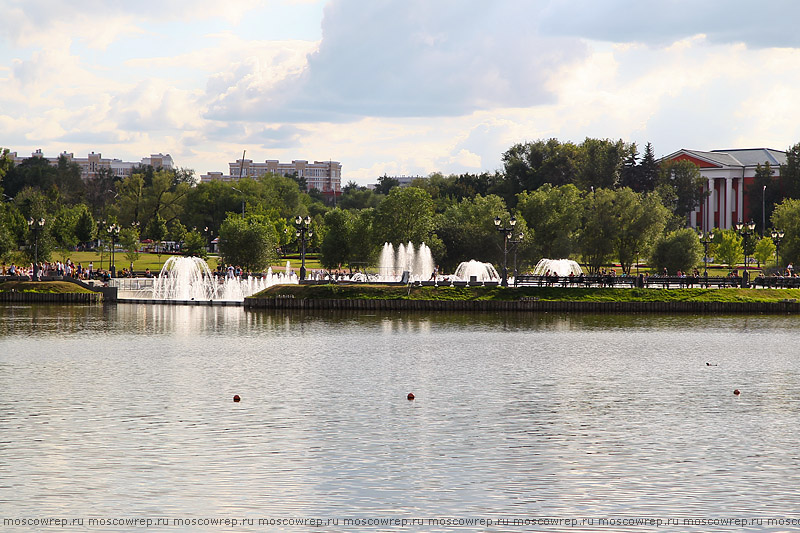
[201,158,342,195]
[9,149,174,180]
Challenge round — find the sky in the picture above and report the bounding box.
[3,0,800,186]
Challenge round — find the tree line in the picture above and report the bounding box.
[3,138,800,275]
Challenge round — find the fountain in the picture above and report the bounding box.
[114,256,297,303]
[531,258,582,277]
[453,260,500,282]
[378,242,435,282]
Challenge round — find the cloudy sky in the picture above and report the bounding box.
[3,0,800,185]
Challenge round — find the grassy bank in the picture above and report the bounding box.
[0,281,96,294]
[251,284,800,304]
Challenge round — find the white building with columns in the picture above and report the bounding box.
[662,148,786,231]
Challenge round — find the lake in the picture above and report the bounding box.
[2,304,799,531]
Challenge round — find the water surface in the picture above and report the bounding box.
[2,304,799,531]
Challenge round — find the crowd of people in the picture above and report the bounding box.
[0,260,114,282]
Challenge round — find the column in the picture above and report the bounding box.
[738,176,744,224]
[725,177,733,229]
[707,178,715,230]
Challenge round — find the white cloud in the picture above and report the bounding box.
[206,0,587,122]
[4,0,800,187]
[539,0,800,49]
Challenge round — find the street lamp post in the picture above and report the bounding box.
[771,229,785,270]
[762,185,767,237]
[698,229,715,278]
[108,223,120,277]
[204,226,214,254]
[735,220,756,287]
[27,217,45,272]
[510,232,524,286]
[494,215,516,287]
[130,221,140,274]
[294,215,313,281]
[97,219,106,269]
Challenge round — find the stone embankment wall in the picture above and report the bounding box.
[0,291,101,303]
[245,297,800,314]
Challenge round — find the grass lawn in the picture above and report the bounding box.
[0,280,96,294]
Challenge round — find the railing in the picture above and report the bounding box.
[109,278,155,291]
[513,274,752,289]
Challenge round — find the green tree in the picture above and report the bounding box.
[754,236,775,268]
[649,228,703,274]
[16,188,54,263]
[119,227,141,267]
[436,194,523,272]
[182,229,208,260]
[259,174,306,219]
[84,167,121,217]
[0,200,26,260]
[145,213,168,257]
[374,175,400,195]
[746,162,778,236]
[75,207,95,247]
[501,139,580,206]
[374,187,436,245]
[516,184,583,260]
[339,186,382,210]
[612,189,669,275]
[168,220,187,246]
[182,179,245,234]
[657,159,709,224]
[639,143,660,193]
[0,147,13,190]
[713,230,743,270]
[116,173,145,225]
[618,143,639,191]
[51,205,83,261]
[218,215,277,271]
[580,188,618,274]
[779,142,800,199]
[320,208,352,269]
[142,170,189,227]
[575,137,627,191]
[54,155,85,204]
[348,209,378,267]
[3,156,58,198]
[771,198,800,267]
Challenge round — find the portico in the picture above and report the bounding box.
[663,148,786,231]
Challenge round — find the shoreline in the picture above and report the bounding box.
[244,296,800,314]
[5,279,800,314]
[243,284,800,314]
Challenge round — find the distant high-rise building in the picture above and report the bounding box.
[201,158,342,195]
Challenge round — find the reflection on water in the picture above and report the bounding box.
[3,304,800,529]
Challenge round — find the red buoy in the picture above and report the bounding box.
[233,394,241,402]
[407,393,415,400]
[733,389,740,396]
